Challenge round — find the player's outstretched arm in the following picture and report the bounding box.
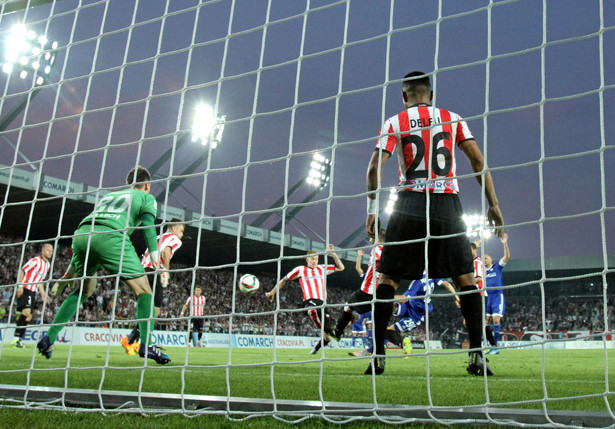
[266,277,287,302]
[141,212,160,268]
[441,280,461,308]
[394,294,409,303]
[355,249,364,277]
[328,244,345,271]
[501,233,510,263]
[459,139,504,236]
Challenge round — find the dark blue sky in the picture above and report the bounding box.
[1,0,614,261]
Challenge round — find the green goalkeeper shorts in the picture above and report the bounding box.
[72,225,145,280]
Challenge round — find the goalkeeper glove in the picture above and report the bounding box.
[160,271,169,288]
[149,250,160,270]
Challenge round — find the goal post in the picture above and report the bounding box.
[0,1,614,427]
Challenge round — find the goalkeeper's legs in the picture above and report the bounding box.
[135,292,154,345]
[123,275,155,343]
[125,305,161,346]
[38,288,88,358]
[124,275,170,364]
[46,289,89,343]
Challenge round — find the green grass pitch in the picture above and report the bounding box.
[1,345,614,426]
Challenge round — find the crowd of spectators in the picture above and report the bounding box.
[0,236,349,337]
[0,235,613,345]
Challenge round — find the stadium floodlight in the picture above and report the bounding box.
[153,102,224,211]
[385,188,398,214]
[306,153,330,189]
[2,24,58,86]
[191,102,225,148]
[463,213,492,240]
[0,25,59,135]
[340,188,398,247]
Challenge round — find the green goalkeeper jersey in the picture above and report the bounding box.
[80,188,157,233]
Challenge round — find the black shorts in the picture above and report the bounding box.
[145,268,164,308]
[16,289,35,312]
[303,299,334,334]
[379,191,473,280]
[346,290,374,315]
[192,318,204,332]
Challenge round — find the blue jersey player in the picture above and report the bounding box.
[484,233,510,354]
[389,274,458,339]
[351,312,369,348]
[358,274,458,357]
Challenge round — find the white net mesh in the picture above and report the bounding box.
[1,0,614,426]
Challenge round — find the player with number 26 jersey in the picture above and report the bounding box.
[376,104,473,194]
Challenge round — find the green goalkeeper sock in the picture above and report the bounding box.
[47,289,88,344]
[137,293,154,345]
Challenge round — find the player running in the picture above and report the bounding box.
[265,244,344,354]
[37,166,170,364]
[11,243,53,348]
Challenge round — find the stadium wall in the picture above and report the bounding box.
[0,325,444,350]
[3,325,610,350]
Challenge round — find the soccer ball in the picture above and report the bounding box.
[239,274,260,295]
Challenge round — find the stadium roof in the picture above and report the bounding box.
[0,164,366,288]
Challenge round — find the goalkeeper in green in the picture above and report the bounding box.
[38,166,170,364]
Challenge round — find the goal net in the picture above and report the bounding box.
[1,0,614,426]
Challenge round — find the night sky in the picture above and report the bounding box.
[1,0,614,261]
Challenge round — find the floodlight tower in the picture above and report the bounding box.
[339,188,398,248]
[0,24,58,132]
[463,213,492,241]
[271,153,331,232]
[252,152,331,228]
[153,102,225,205]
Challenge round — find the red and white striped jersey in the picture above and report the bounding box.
[360,245,383,295]
[376,104,474,194]
[473,257,487,296]
[20,256,50,292]
[185,295,206,316]
[286,264,336,301]
[141,232,182,269]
